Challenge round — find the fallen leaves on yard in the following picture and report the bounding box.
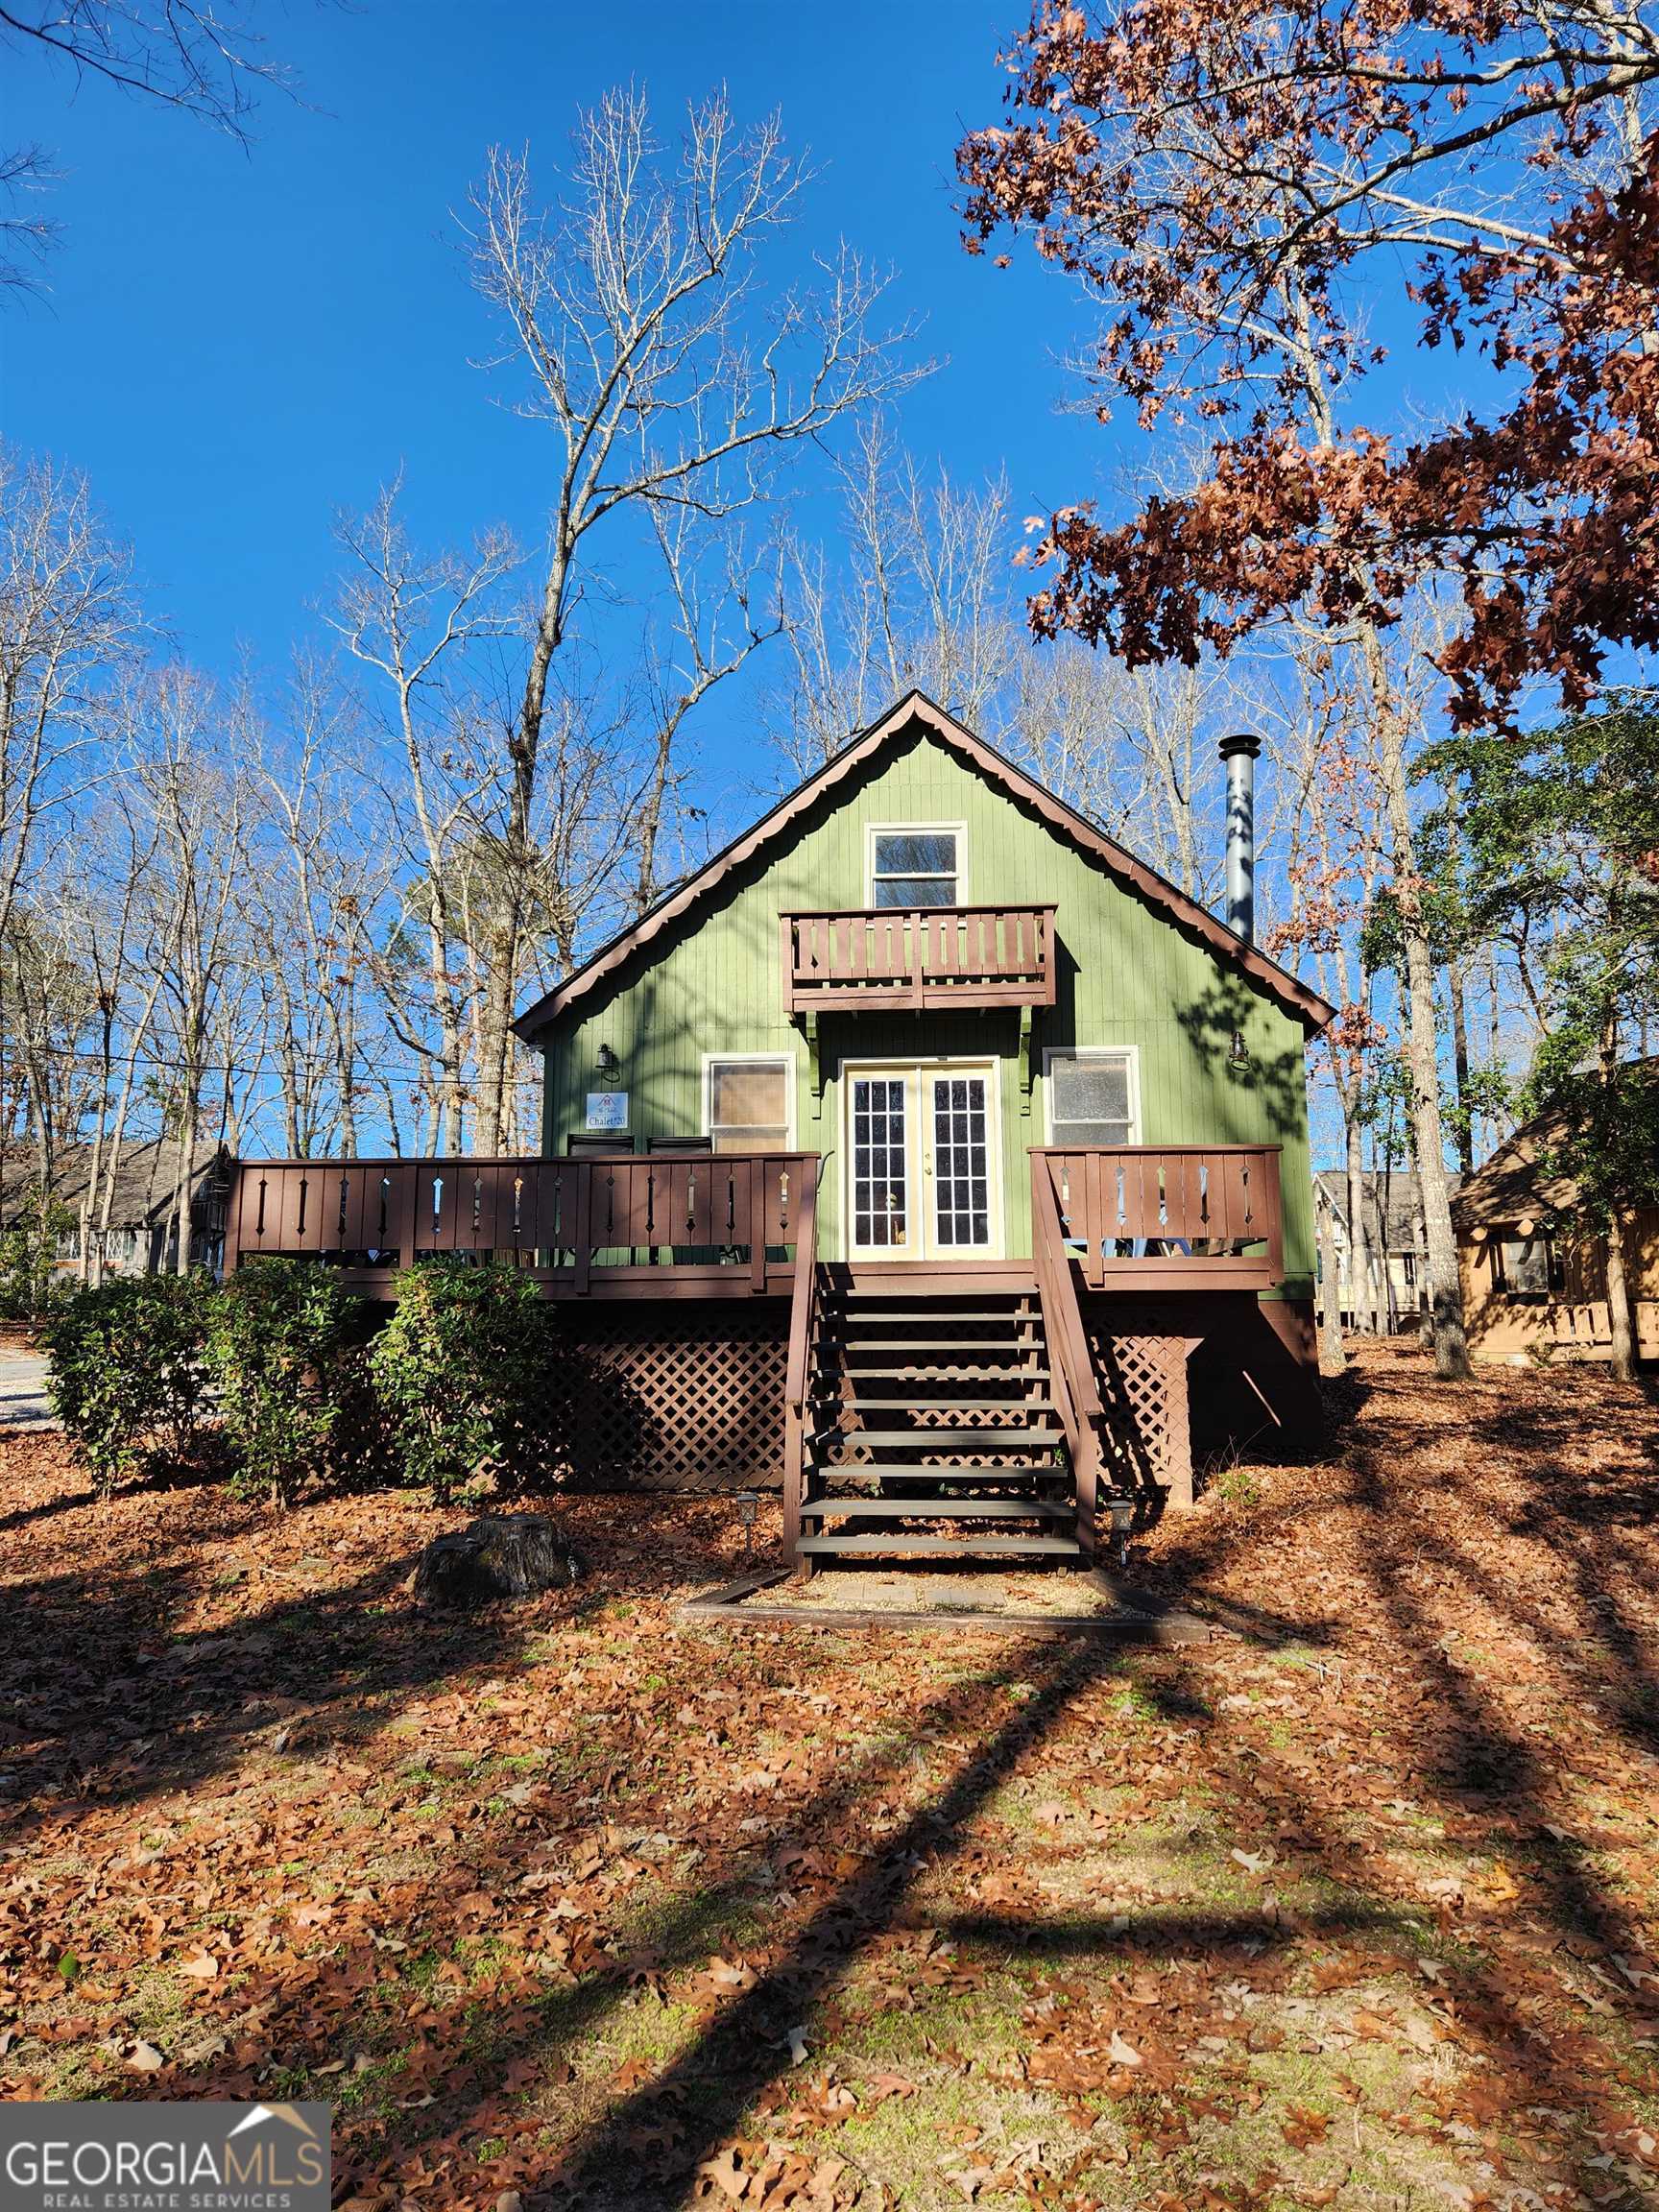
[0,1350,1655,2212]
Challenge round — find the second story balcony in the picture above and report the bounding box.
[780,902,1057,1016]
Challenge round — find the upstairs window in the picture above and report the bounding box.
[706,1055,794,1153]
[1045,1048,1138,1147]
[868,827,961,909]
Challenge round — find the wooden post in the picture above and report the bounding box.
[397,1164,419,1273]
[1262,1146,1285,1285]
[571,1162,592,1296]
[781,1170,818,1567]
[221,1160,242,1278]
[749,1158,767,1290]
[778,913,796,1016]
[1163,1347,1195,1510]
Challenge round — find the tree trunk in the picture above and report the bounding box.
[1317,1203,1347,1372]
[1373,680,1471,1379]
[1599,1013,1638,1382]
[1605,1215,1637,1382]
[1448,957,1474,1176]
[1345,1117,1375,1335]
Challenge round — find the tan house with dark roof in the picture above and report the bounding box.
[1452,1107,1658,1367]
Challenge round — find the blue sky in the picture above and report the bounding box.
[6,3,1102,688]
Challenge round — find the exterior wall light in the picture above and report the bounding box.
[595,1044,621,1080]
[1228,1029,1251,1071]
[1105,1495,1136,1572]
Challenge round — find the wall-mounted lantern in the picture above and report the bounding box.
[1228,1028,1251,1072]
[595,1043,621,1081]
[735,1489,760,1568]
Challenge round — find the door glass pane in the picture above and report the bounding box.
[852,1076,908,1250]
[1049,1051,1133,1145]
[931,1072,990,1248]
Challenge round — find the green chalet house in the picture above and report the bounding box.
[224,694,1334,1569]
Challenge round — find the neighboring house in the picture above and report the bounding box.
[0,1140,231,1280]
[224,693,1335,1566]
[1452,1105,1658,1366]
[1312,1169,1463,1334]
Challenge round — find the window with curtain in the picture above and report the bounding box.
[1046,1049,1136,1146]
[1498,1233,1556,1297]
[707,1058,792,1152]
[869,829,960,909]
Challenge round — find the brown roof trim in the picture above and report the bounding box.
[513,691,1336,1039]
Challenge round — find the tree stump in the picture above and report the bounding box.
[413,1512,583,1607]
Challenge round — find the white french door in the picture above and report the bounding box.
[845,1062,999,1260]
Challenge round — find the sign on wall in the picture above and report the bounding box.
[585,1092,629,1132]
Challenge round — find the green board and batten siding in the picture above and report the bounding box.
[538,729,1316,1291]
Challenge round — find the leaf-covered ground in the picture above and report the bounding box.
[3,1343,1658,2211]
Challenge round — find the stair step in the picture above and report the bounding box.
[803,1496,1073,1521]
[832,1427,1061,1448]
[838,1336,1036,1352]
[841,1393,1056,1409]
[798,1533,1084,1558]
[816,1462,1065,1482]
[844,1366,1050,1382]
[829,1307,1033,1322]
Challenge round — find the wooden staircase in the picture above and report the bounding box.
[795,1280,1084,1565]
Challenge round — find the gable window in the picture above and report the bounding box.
[1044,1048,1139,1147]
[868,826,962,909]
[705,1055,794,1153]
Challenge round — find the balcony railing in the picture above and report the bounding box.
[1032,1144,1284,1293]
[223,1152,818,1297]
[780,903,1057,1014]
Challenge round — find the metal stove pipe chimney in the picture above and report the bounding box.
[1218,732,1262,945]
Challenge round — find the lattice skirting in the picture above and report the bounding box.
[553,1307,789,1493]
[1080,1299,1197,1503]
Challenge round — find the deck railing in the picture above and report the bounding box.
[780,903,1057,1013]
[1032,1144,1284,1293]
[223,1151,818,1296]
[1030,1153,1106,1558]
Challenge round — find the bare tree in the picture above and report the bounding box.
[460,87,923,1148]
[773,419,1018,772]
[634,501,784,915]
[0,445,133,948]
[128,667,252,1271]
[329,485,518,1153]
[2,0,321,289]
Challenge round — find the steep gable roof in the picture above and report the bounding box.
[514,691,1335,1040]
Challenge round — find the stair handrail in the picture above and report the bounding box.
[781,1164,822,1563]
[1030,1153,1105,1560]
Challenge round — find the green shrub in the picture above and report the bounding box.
[209,1258,383,1506]
[369,1259,576,1504]
[0,1184,75,1321]
[41,1272,215,1492]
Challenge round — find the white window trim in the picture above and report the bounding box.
[701,1050,798,1151]
[1042,1045,1142,1147]
[863,820,969,908]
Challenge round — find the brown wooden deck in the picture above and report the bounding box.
[1033,1144,1283,1294]
[222,1151,817,1298]
[222,1142,1288,1564]
[779,903,1056,1013]
[222,1143,1284,1299]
